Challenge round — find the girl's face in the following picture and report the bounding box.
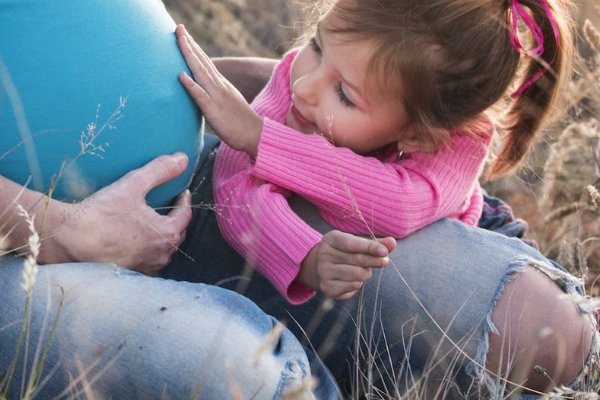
[286,13,413,154]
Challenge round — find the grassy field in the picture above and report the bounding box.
[2,0,599,399]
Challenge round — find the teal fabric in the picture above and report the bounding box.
[0,0,204,208]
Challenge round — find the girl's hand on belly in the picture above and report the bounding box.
[176,24,263,159]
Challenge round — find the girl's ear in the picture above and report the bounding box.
[395,124,425,154]
[396,138,424,154]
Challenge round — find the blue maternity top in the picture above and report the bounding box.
[0,0,204,208]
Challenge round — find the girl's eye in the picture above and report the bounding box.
[309,37,322,55]
[335,83,355,107]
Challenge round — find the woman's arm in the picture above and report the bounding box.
[0,153,192,273]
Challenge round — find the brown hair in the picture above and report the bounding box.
[304,0,575,178]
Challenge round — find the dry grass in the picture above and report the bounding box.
[2,1,600,399]
[164,0,304,58]
[485,14,600,295]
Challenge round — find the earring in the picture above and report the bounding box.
[397,148,404,161]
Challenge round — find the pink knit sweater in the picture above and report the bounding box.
[214,50,493,304]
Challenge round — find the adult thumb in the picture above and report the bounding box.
[124,153,189,195]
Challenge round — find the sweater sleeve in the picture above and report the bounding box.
[253,118,492,238]
[213,144,321,304]
[213,50,321,304]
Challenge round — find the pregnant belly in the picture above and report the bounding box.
[0,0,204,209]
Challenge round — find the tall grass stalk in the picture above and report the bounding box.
[1,205,38,399]
[1,73,122,399]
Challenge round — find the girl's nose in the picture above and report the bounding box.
[292,73,319,107]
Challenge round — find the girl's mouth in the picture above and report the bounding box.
[290,105,317,130]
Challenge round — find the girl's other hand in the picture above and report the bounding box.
[42,153,192,274]
[299,230,396,300]
[176,24,263,159]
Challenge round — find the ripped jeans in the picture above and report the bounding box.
[160,134,600,398]
[0,259,340,400]
[1,135,597,399]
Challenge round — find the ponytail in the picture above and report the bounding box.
[488,0,574,179]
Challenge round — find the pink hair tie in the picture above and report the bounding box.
[508,0,560,98]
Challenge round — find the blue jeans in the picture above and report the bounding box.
[2,135,596,399]
[160,134,599,398]
[0,259,340,399]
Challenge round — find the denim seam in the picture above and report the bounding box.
[273,359,315,400]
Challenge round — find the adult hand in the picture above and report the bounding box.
[41,153,192,273]
[298,230,396,301]
[176,24,263,158]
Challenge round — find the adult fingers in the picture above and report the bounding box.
[121,153,188,196]
[167,189,192,236]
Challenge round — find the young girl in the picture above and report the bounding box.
[176,0,572,305]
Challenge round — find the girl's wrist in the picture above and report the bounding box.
[296,245,320,290]
[243,115,264,159]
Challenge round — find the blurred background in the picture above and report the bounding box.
[163,0,600,291]
[164,0,304,57]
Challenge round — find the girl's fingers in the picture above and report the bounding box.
[179,72,210,106]
[334,292,358,301]
[377,236,397,253]
[183,27,217,73]
[326,247,389,269]
[324,230,390,258]
[320,280,363,300]
[179,26,220,81]
[177,33,214,89]
[323,263,373,283]
[178,37,208,83]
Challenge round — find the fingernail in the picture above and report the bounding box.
[174,152,188,165]
[377,246,387,257]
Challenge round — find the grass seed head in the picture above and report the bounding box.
[589,185,600,210]
[584,19,600,55]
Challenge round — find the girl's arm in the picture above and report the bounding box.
[213,145,319,304]
[214,145,392,303]
[252,119,491,238]
[177,24,485,241]
[0,153,192,273]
